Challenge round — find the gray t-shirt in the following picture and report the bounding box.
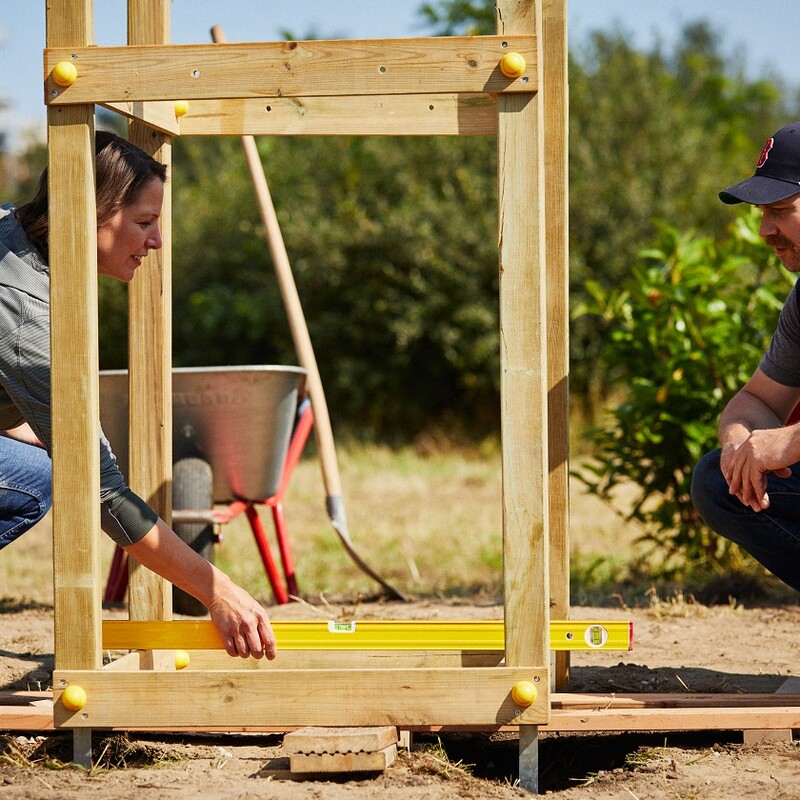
[0,203,157,545]
[760,281,800,387]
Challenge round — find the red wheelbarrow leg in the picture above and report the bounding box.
[271,500,299,598]
[103,546,129,605]
[246,502,289,604]
[259,399,312,601]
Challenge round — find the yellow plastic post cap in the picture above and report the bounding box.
[52,61,78,87]
[61,684,87,711]
[499,52,526,79]
[174,649,191,670]
[174,100,190,118]
[511,680,537,707]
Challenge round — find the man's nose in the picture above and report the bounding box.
[759,214,777,238]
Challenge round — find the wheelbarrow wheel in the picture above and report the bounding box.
[172,456,215,617]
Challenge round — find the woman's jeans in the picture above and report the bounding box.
[692,449,800,591]
[0,436,52,551]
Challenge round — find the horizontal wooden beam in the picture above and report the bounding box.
[45,36,537,105]
[8,690,800,734]
[176,94,498,137]
[179,649,505,670]
[101,101,180,135]
[52,666,549,728]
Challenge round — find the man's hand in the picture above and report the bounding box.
[721,427,795,511]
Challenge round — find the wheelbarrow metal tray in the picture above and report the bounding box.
[99,365,306,502]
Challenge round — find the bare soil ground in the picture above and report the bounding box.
[3,595,800,799]
[3,478,800,800]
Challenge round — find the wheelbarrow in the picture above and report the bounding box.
[98,365,310,615]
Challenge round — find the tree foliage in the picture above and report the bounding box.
[6,1,796,444]
[568,22,788,411]
[576,210,795,575]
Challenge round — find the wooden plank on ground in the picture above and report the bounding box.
[543,705,800,732]
[284,726,398,755]
[290,744,397,774]
[44,36,537,105]
[743,676,799,744]
[551,692,800,710]
[0,693,54,731]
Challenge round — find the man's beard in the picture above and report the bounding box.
[764,234,800,272]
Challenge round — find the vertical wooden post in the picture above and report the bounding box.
[125,0,173,622]
[496,0,550,792]
[47,0,99,767]
[542,0,570,691]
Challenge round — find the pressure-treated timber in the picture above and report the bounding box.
[542,0,570,693]
[125,0,174,623]
[52,667,549,728]
[8,690,800,735]
[100,618,633,652]
[41,1,564,789]
[44,36,537,105]
[47,1,102,676]
[101,101,181,135]
[184,649,506,670]
[176,94,498,137]
[497,0,548,791]
[283,725,398,755]
[290,746,397,774]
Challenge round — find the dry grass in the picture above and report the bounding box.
[0,444,644,606]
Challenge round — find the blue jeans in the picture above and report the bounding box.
[0,436,52,551]
[692,449,800,591]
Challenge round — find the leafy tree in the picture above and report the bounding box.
[93,1,796,442]
[412,1,793,413]
[417,1,494,34]
[569,23,788,413]
[576,209,794,576]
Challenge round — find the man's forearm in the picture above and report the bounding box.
[718,389,784,448]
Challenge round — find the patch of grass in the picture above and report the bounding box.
[624,741,669,770]
[414,737,476,780]
[4,441,786,607]
[0,733,186,773]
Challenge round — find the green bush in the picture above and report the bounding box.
[576,209,795,576]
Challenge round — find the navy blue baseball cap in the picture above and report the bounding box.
[720,122,800,205]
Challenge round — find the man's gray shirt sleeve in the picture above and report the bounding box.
[760,281,800,387]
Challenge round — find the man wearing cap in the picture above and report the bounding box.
[692,122,800,591]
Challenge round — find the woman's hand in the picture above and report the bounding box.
[206,579,277,659]
[125,518,277,659]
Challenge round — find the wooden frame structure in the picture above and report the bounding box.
[42,0,570,792]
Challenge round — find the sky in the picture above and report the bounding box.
[2,1,799,153]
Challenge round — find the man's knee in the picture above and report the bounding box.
[691,449,726,517]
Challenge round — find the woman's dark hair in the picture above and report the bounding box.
[16,130,167,255]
